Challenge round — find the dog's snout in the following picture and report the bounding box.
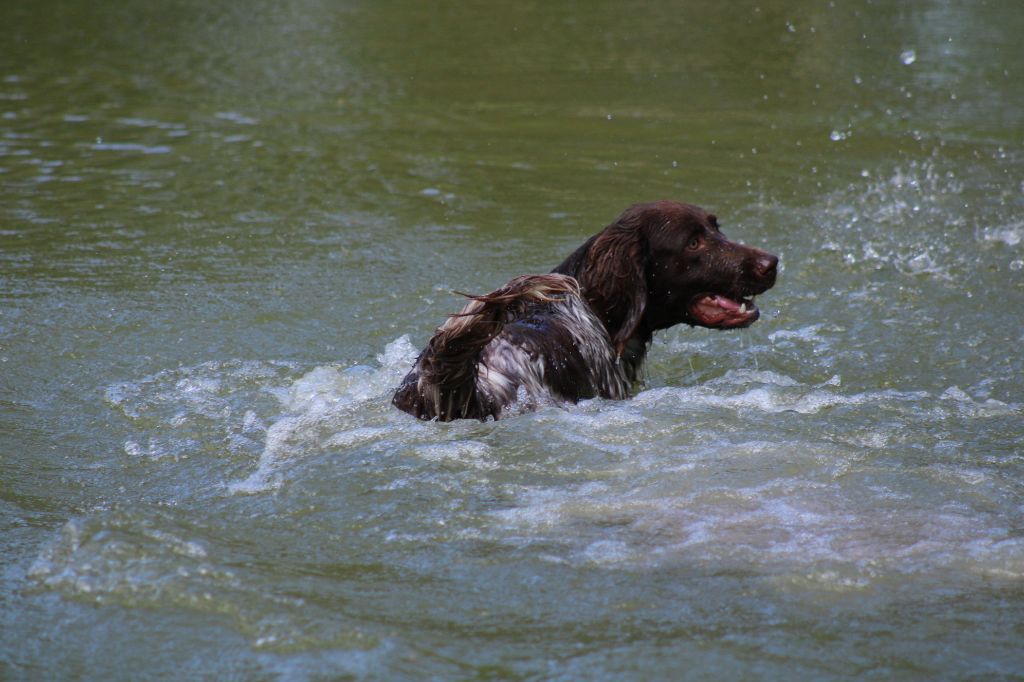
[754,253,778,279]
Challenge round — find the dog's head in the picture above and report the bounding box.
[565,201,778,352]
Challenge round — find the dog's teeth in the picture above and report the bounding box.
[739,303,747,313]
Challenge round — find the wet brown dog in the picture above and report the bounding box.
[393,201,778,421]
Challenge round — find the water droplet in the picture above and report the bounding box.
[1010,260,1024,272]
[900,49,917,65]
[829,129,848,142]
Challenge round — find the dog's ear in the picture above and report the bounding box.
[580,219,648,357]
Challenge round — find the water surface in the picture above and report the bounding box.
[2,1,1023,679]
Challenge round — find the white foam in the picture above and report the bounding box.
[123,439,176,459]
[228,336,421,494]
[633,381,924,416]
[26,512,386,653]
[415,440,492,467]
[105,359,300,423]
[716,368,801,387]
[226,465,281,495]
[29,514,216,599]
[940,386,1018,418]
[100,331,1024,589]
[322,426,395,450]
[978,220,1024,247]
[581,539,634,565]
[486,468,1024,582]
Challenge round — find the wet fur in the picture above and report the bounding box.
[393,201,777,421]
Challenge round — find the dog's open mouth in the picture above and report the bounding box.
[689,294,760,329]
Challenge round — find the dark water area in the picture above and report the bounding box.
[2,1,1023,679]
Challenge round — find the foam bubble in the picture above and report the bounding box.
[415,440,492,467]
[226,466,281,495]
[485,468,1024,582]
[581,539,634,564]
[228,336,421,494]
[978,221,1023,247]
[27,511,388,653]
[716,369,801,387]
[323,426,395,450]
[634,381,926,416]
[940,386,1018,418]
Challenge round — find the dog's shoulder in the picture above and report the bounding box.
[480,292,631,405]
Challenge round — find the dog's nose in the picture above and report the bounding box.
[755,254,778,279]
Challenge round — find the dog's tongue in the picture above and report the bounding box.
[690,294,759,328]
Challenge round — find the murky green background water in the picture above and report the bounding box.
[3,1,1023,679]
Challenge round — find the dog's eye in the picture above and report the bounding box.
[687,236,702,251]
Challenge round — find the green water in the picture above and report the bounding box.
[2,1,1023,679]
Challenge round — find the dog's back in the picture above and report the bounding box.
[391,275,632,421]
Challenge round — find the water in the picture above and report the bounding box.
[2,1,1023,679]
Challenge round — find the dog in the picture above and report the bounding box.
[393,201,778,421]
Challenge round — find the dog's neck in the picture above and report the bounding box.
[552,243,652,380]
[570,283,650,382]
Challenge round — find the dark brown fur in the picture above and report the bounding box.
[393,201,778,421]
